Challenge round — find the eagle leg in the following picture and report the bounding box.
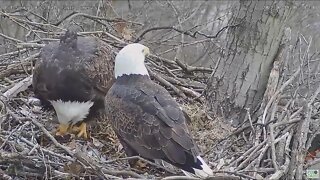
[56,123,69,136]
[73,122,88,139]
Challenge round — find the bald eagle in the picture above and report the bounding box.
[32,31,114,138]
[105,43,213,178]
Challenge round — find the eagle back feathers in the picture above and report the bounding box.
[105,75,199,165]
[33,32,114,104]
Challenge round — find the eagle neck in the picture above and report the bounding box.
[115,74,150,84]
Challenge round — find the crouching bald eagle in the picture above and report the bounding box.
[105,43,213,178]
[32,31,114,138]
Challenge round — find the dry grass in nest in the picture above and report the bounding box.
[181,102,234,156]
[89,116,121,159]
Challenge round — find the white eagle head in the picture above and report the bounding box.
[115,43,150,78]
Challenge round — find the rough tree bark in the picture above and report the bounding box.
[205,0,295,125]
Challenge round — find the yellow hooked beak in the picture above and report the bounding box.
[142,47,150,56]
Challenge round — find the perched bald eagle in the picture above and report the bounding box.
[105,43,213,178]
[32,31,114,138]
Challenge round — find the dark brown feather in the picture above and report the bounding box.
[33,31,114,122]
[105,74,200,168]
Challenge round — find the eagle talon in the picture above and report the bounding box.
[72,123,88,139]
[56,124,69,136]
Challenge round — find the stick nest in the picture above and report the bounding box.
[1,10,320,180]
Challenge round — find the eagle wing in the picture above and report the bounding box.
[33,34,114,105]
[106,80,199,165]
[79,38,114,95]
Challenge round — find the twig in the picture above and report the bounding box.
[53,11,142,26]
[0,169,12,180]
[135,26,196,43]
[0,52,39,79]
[134,24,239,43]
[0,49,28,58]
[178,86,202,99]
[262,68,301,125]
[245,108,255,134]
[2,75,32,99]
[149,54,179,67]
[212,170,256,180]
[0,32,24,43]
[269,124,279,171]
[268,132,291,179]
[105,156,177,174]
[155,39,211,57]
[101,169,145,179]
[148,69,187,99]
[19,137,74,161]
[0,11,65,31]
[16,43,45,48]
[175,58,212,73]
[162,176,199,180]
[30,118,74,156]
[15,114,143,179]
[228,139,267,167]
[237,132,289,171]
[295,83,320,179]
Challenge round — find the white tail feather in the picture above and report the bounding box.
[50,100,93,125]
[182,170,195,177]
[182,156,213,178]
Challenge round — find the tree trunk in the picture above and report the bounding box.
[205,0,294,125]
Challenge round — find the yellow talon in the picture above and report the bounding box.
[72,122,88,139]
[56,124,69,136]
